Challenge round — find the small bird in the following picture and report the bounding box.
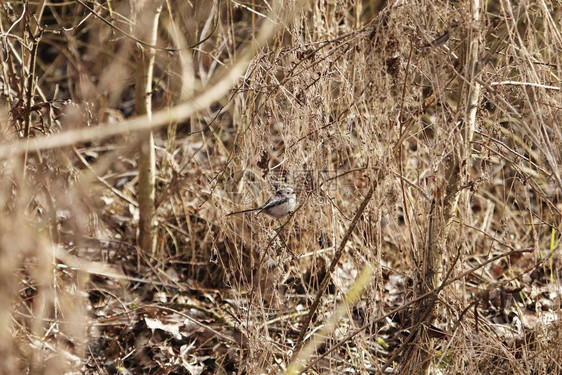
[226,187,296,218]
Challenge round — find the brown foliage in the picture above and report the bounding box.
[0,0,561,373]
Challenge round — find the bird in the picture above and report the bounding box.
[226,187,296,218]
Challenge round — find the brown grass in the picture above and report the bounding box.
[0,0,561,373]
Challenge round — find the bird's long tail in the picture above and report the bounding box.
[226,207,261,216]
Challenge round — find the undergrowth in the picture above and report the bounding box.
[0,0,560,374]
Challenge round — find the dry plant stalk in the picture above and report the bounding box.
[292,172,381,357]
[134,1,163,254]
[0,0,561,373]
[401,0,484,373]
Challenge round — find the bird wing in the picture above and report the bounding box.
[256,196,288,214]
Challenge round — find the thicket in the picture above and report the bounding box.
[0,0,560,374]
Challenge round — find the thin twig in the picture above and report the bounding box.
[291,172,382,358]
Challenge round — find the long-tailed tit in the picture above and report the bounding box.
[227,187,296,218]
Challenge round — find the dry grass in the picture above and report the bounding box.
[1,0,561,373]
